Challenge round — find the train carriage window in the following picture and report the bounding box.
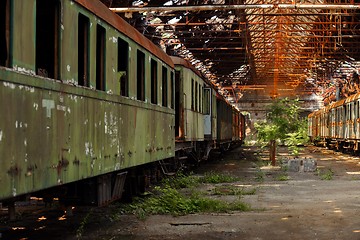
[0,0,10,67]
[170,72,174,109]
[195,82,198,111]
[137,50,145,101]
[175,70,181,137]
[118,38,128,97]
[162,66,168,107]
[78,14,90,87]
[36,0,60,79]
[199,84,202,113]
[203,88,210,115]
[96,24,106,91]
[191,79,194,110]
[150,59,157,104]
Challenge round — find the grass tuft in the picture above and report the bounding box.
[162,172,200,189]
[212,186,257,196]
[276,174,289,181]
[119,186,251,219]
[200,172,240,184]
[318,168,333,180]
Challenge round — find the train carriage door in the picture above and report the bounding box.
[335,107,339,138]
[350,102,355,138]
[320,112,324,137]
[345,105,349,138]
[203,88,211,136]
[325,111,329,138]
[36,0,60,79]
[345,103,350,138]
[0,0,10,67]
[175,70,182,138]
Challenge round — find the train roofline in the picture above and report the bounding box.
[308,92,360,118]
[345,92,360,104]
[75,0,174,68]
[170,56,204,79]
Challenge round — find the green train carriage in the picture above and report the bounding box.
[0,0,175,205]
[172,56,244,161]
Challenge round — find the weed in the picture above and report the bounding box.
[276,174,289,181]
[119,186,251,219]
[162,172,200,189]
[212,186,257,196]
[200,172,240,184]
[162,172,239,189]
[318,169,333,180]
[281,165,289,172]
[76,208,93,240]
[255,169,265,182]
[241,188,257,195]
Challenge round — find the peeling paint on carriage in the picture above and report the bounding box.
[7,166,21,177]
[0,0,175,202]
[42,99,55,118]
[12,66,36,76]
[110,36,117,43]
[64,79,77,85]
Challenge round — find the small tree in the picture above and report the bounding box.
[254,98,308,165]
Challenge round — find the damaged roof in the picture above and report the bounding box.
[102,0,360,106]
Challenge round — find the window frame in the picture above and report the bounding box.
[78,13,90,87]
[118,37,129,97]
[162,66,168,107]
[150,59,158,104]
[96,24,106,91]
[136,50,146,101]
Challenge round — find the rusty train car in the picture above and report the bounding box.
[172,57,245,162]
[0,0,245,208]
[308,93,360,152]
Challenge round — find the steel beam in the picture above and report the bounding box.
[110,4,360,13]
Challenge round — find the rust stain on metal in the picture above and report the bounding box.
[73,157,80,165]
[57,157,70,174]
[25,164,37,177]
[7,166,21,176]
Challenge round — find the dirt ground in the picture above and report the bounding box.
[3,145,360,240]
